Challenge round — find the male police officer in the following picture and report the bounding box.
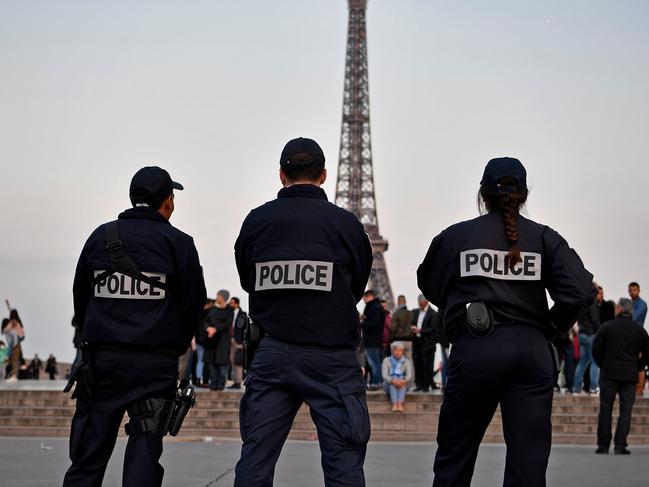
[63,166,206,487]
[234,137,373,487]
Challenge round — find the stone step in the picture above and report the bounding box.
[2,398,649,416]
[3,404,649,425]
[2,390,649,444]
[4,415,649,437]
[10,389,645,403]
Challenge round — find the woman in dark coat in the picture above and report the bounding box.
[203,290,233,390]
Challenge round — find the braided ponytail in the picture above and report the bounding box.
[479,176,528,270]
[499,192,522,268]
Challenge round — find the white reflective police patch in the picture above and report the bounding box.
[93,271,166,299]
[255,260,333,292]
[460,249,542,281]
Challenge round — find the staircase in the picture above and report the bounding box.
[1,388,648,445]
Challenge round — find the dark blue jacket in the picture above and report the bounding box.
[417,212,595,340]
[235,184,373,349]
[73,207,207,355]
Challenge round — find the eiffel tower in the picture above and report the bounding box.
[335,0,394,309]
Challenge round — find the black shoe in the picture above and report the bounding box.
[614,448,631,455]
[413,387,423,392]
[420,387,430,393]
[227,383,241,390]
[595,447,609,454]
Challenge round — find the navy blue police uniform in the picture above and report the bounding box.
[63,167,206,487]
[233,138,373,487]
[417,158,595,487]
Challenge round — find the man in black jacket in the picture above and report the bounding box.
[411,295,439,392]
[228,297,248,389]
[593,298,649,454]
[597,286,615,325]
[361,290,385,390]
[204,290,234,391]
[233,137,373,486]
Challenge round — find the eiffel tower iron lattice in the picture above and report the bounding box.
[335,0,394,309]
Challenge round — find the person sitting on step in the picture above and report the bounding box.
[382,341,413,412]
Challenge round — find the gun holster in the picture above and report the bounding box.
[125,379,195,437]
[243,318,262,372]
[63,342,94,400]
[466,302,495,337]
[168,379,195,436]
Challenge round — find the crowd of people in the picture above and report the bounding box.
[1,304,25,382]
[3,280,647,406]
[177,290,249,391]
[2,282,647,416]
[1,304,60,381]
[172,285,450,414]
[552,282,647,396]
[357,290,447,412]
[354,281,648,415]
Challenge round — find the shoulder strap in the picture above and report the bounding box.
[92,221,168,291]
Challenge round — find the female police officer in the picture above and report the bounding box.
[417,157,595,487]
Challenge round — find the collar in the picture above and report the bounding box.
[277,184,328,201]
[118,207,170,224]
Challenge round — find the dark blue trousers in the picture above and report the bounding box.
[235,336,370,487]
[62,351,177,487]
[433,325,555,487]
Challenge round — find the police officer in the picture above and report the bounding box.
[417,158,595,487]
[63,166,206,487]
[234,137,373,487]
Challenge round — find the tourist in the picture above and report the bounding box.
[593,298,649,454]
[390,295,414,367]
[193,298,214,387]
[361,290,385,390]
[380,299,392,357]
[628,282,647,327]
[629,282,649,395]
[204,290,233,391]
[574,297,601,394]
[0,340,8,380]
[228,297,247,389]
[382,342,413,412]
[45,354,58,380]
[31,354,43,380]
[411,295,438,392]
[3,309,25,382]
[597,286,615,325]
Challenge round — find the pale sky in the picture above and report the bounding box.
[1,0,648,361]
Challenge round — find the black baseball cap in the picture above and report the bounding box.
[481,157,527,192]
[279,137,326,168]
[129,166,183,204]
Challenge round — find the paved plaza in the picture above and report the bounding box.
[1,437,647,486]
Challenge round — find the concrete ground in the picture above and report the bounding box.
[1,438,647,486]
